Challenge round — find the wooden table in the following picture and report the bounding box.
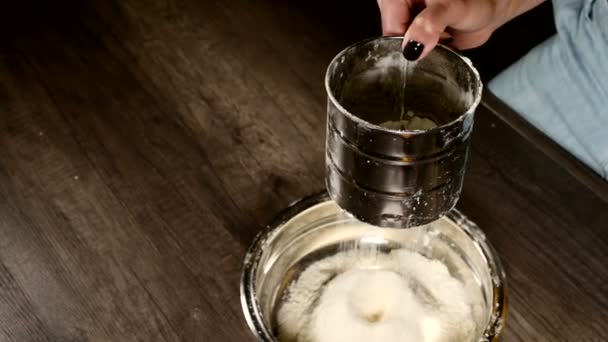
[1,1,606,341]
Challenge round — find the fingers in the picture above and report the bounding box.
[380,0,494,59]
[378,0,411,36]
[449,29,494,50]
[402,2,459,60]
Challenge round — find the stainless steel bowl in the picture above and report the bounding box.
[241,193,507,341]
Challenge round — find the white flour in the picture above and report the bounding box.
[277,248,476,342]
[380,112,438,131]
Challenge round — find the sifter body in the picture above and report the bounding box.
[324,37,483,228]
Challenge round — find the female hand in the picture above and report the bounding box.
[378,0,545,60]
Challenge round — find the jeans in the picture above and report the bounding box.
[489,0,608,179]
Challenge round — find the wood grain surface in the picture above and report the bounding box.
[1,1,606,341]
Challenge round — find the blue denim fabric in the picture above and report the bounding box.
[489,0,608,179]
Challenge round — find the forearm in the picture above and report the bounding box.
[497,0,547,26]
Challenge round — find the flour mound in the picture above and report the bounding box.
[277,249,476,342]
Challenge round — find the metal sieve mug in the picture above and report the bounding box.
[324,37,483,228]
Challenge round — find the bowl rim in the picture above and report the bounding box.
[240,191,507,341]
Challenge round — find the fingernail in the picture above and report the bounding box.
[403,40,424,61]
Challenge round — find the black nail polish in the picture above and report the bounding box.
[403,40,424,61]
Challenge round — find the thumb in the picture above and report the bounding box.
[450,29,494,50]
[378,0,411,36]
[401,3,458,61]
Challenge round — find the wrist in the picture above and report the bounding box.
[495,0,547,28]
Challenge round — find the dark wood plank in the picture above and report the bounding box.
[460,107,608,341]
[82,0,328,229]
[481,91,608,203]
[0,0,606,341]
[1,7,252,341]
[1,51,248,341]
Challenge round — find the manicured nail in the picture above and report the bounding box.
[403,40,424,61]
